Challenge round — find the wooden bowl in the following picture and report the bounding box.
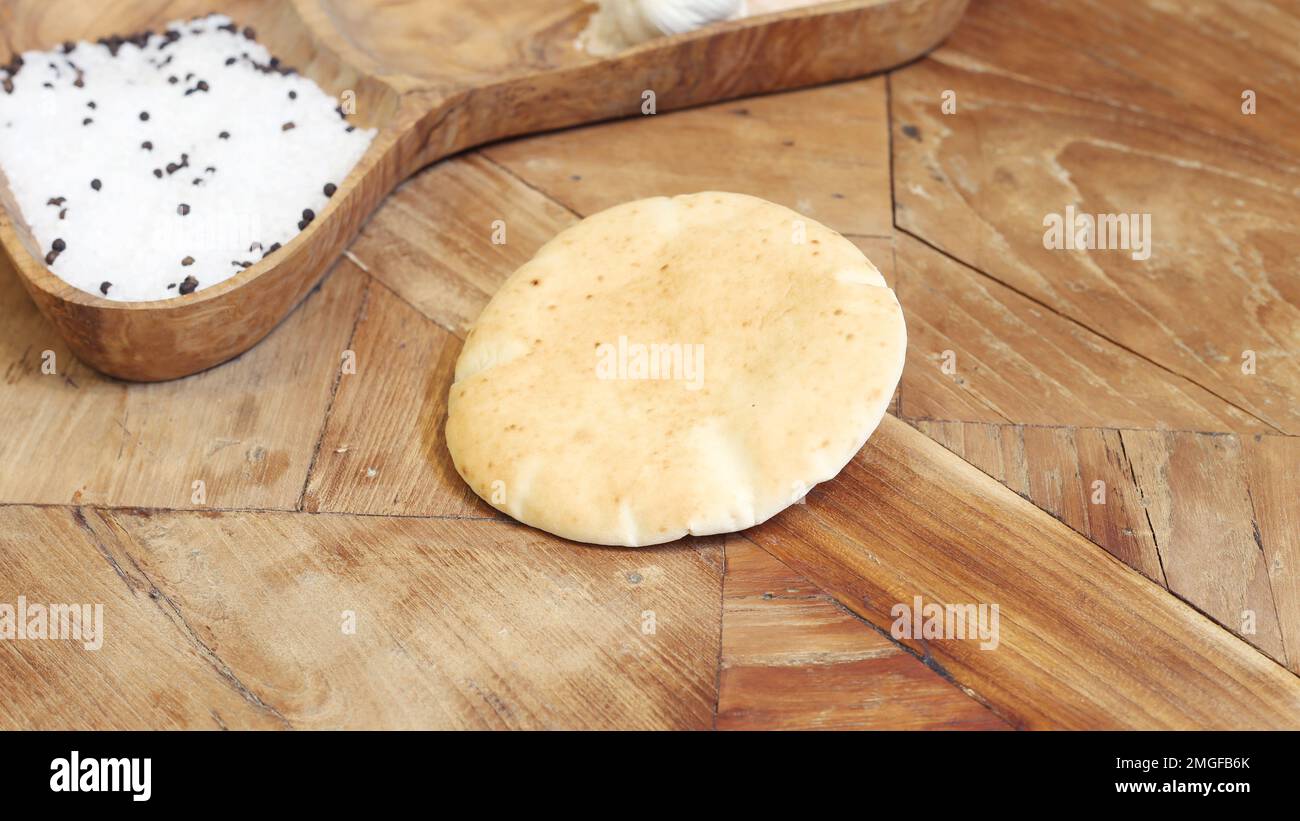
[0,0,967,381]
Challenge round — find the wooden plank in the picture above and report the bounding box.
[64,508,723,730]
[0,505,284,730]
[1122,430,1287,663]
[895,234,1268,431]
[1242,434,1300,674]
[749,415,1300,729]
[483,78,894,237]
[722,539,896,667]
[345,154,578,337]
[911,419,1299,661]
[940,0,1300,158]
[1073,427,1165,585]
[301,280,490,517]
[890,0,1300,433]
[911,420,1164,585]
[717,538,1008,729]
[1020,426,1090,537]
[0,259,367,510]
[912,419,1025,493]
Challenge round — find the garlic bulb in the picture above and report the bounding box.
[579,0,748,56]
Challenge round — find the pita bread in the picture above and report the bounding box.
[445,192,905,546]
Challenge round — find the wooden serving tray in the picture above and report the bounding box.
[0,0,967,381]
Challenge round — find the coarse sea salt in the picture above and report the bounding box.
[0,14,375,301]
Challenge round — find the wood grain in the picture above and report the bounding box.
[909,418,1300,667]
[1121,429,1287,664]
[1072,427,1165,584]
[1242,434,1300,674]
[346,153,577,336]
[894,234,1269,431]
[0,257,366,509]
[0,505,285,729]
[1019,425,1090,536]
[485,77,894,238]
[717,538,1008,729]
[749,415,1300,729]
[931,0,1300,159]
[17,507,724,730]
[301,276,489,517]
[890,0,1300,433]
[919,421,1165,580]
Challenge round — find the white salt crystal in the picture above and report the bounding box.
[0,14,375,301]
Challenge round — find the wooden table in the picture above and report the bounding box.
[2,0,1298,730]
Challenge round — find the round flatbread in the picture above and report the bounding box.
[445,192,905,546]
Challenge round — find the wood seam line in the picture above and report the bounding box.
[909,418,1295,665]
[882,73,902,419]
[938,20,1300,169]
[738,532,1021,729]
[1142,567,1300,681]
[889,224,1287,435]
[782,445,1300,690]
[1,500,507,521]
[888,70,1007,430]
[899,312,1020,424]
[69,507,294,728]
[1243,476,1293,671]
[901,423,1296,681]
[1115,429,1171,590]
[105,515,295,728]
[839,233,895,241]
[711,541,727,730]
[1069,430,1089,540]
[767,508,1018,701]
[69,507,132,589]
[364,272,467,340]
[297,270,373,511]
[901,416,1300,439]
[906,420,1293,677]
[476,150,587,220]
